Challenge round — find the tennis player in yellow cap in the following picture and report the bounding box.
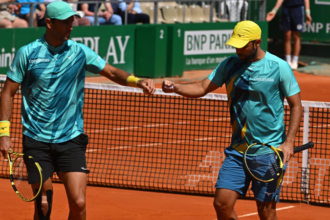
[162,20,302,220]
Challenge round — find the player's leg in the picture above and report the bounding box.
[213,148,251,220]
[58,172,87,220]
[292,31,301,59]
[54,133,89,220]
[23,135,55,220]
[281,7,293,64]
[256,200,277,220]
[284,30,292,63]
[33,178,54,220]
[290,6,304,69]
[214,188,240,220]
[252,157,288,220]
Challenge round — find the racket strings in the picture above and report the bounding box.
[12,156,41,200]
[246,152,282,181]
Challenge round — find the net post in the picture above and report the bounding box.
[301,102,310,204]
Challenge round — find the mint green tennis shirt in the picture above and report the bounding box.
[7,36,106,143]
[208,52,300,153]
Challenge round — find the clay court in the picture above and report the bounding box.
[0,70,330,219]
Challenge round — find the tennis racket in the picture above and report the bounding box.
[243,141,314,183]
[8,149,43,202]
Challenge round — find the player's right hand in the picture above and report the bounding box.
[0,136,12,158]
[162,80,175,93]
[266,11,276,22]
[306,14,312,25]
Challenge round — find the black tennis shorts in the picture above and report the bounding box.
[23,133,90,182]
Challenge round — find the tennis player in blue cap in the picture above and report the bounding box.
[0,1,155,220]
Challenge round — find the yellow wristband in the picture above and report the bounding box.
[0,121,10,137]
[127,75,141,88]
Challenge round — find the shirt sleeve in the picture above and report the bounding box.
[133,2,142,14]
[6,46,28,84]
[207,58,229,87]
[279,61,300,97]
[79,44,106,74]
[118,0,126,11]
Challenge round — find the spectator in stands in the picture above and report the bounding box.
[266,0,312,70]
[16,0,46,27]
[79,0,122,25]
[0,0,28,28]
[113,0,149,24]
[44,0,91,26]
[66,0,90,26]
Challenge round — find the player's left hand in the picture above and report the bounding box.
[137,79,155,96]
[266,11,276,22]
[306,14,312,25]
[278,142,294,164]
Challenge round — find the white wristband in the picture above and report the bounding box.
[272,8,278,13]
[305,9,311,15]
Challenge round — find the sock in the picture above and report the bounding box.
[292,56,299,63]
[285,55,291,63]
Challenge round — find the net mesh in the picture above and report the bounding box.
[0,75,329,204]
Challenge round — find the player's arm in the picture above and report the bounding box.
[266,0,284,22]
[0,78,20,158]
[162,78,219,98]
[304,0,312,25]
[279,93,303,163]
[99,63,155,95]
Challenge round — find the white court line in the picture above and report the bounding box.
[143,124,169,128]
[112,126,139,131]
[86,117,230,132]
[311,124,330,128]
[86,149,101,152]
[86,137,219,151]
[207,117,230,122]
[234,206,295,218]
[85,129,110,133]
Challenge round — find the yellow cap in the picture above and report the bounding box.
[226,21,262,48]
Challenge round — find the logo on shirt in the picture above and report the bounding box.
[29,58,50,63]
[97,56,101,63]
[252,77,274,82]
[237,34,244,37]
[291,83,298,89]
[9,65,16,72]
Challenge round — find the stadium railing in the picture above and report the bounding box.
[0,0,267,27]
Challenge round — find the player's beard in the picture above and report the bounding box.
[240,44,258,62]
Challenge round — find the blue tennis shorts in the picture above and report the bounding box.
[280,6,305,32]
[215,147,287,203]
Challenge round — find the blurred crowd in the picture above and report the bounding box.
[0,0,150,28]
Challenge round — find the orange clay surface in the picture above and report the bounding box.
[0,70,329,220]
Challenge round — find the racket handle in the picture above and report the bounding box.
[294,141,314,153]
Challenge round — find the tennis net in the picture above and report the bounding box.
[0,75,329,205]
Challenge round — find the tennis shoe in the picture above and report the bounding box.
[290,62,298,70]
